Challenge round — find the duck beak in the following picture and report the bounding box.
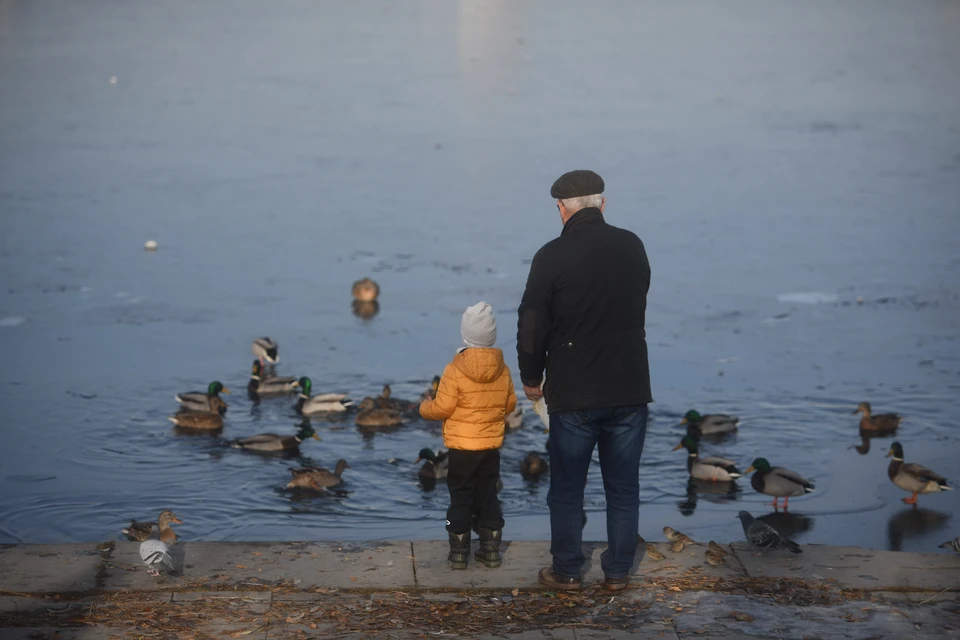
[312,434,322,441]
[671,443,684,451]
[679,418,688,425]
[221,388,231,395]
[744,466,755,474]
[415,457,423,464]
[885,449,893,458]
[171,516,183,524]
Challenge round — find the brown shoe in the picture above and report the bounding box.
[538,566,581,590]
[603,575,630,591]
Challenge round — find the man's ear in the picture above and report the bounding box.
[600,196,606,213]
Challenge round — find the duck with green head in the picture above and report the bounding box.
[744,458,814,510]
[680,410,738,436]
[234,422,321,453]
[294,377,354,415]
[416,448,449,481]
[854,402,901,432]
[176,381,229,414]
[886,442,952,505]
[673,435,741,482]
[247,361,298,398]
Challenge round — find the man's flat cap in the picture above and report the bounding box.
[550,169,605,199]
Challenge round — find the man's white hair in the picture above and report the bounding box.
[559,194,603,212]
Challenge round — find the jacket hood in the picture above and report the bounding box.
[454,348,505,383]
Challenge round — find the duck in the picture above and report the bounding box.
[168,412,223,430]
[252,336,280,366]
[854,402,901,432]
[505,405,524,430]
[247,361,297,397]
[673,435,741,482]
[744,458,815,510]
[234,423,321,453]
[286,459,351,490]
[377,385,417,412]
[520,451,548,477]
[122,510,181,544]
[886,442,952,505]
[680,410,739,436]
[355,397,404,427]
[420,376,441,402]
[416,448,449,481]
[351,277,380,302]
[176,381,229,414]
[294,377,354,415]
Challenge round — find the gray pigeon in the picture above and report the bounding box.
[736,510,802,554]
[939,537,960,553]
[139,537,177,576]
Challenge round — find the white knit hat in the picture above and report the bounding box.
[461,301,497,348]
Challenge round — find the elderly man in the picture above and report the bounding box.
[517,169,652,591]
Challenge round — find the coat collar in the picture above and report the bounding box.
[561,207,604,235]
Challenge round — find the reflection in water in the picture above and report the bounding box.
[757,511,815,539]
[678,478,740,516]
[351,300,379,320]
[850,428,897,456]
[887,507,950,552]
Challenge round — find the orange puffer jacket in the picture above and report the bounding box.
[419,348,517,451]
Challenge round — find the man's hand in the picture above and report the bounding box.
[523,384,543,401]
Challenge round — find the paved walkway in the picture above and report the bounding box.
[1,541,958,639]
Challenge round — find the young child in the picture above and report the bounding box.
[420,301,517,569]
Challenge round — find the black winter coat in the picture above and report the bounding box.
[516,208,651,412]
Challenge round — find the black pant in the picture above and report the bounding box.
[446,448,504,534]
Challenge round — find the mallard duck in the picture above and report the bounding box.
[247,361,297,397]
[420,376,441,402]
[744,458,815,510]
[681,410,738,436]
[520,451,548,477]
[356,397,404,427]
[294,377,354,415]
[505,406,524,430]
[377,385,417,411]
[854,402,901,432]
[673,435,741,482]
[234,423,321,453]
[286,459,351,490]
[252,337,279,365]
[886,442,952,505]
[351,277,380,302]
[168,412,223,430]
[416,448,449,481]
[122,510,181,544]
[176,381,229,414]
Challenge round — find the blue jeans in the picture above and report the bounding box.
[547,404,648,579]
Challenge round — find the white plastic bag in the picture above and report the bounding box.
[531,371,549,428]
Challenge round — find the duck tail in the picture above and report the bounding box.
[940,482,954,491]
[342,399,355,408]
[167,417,179,425]
[727,472,742,479]
[804,484,816,494]
[174,395,182,403]
[781,537,802,554]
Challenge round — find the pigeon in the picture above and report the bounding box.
[139,538,177,577]
[707,541,729,557]
[663,526,696,546]
[670,539,685,553]
[939,537,960,553]
[736,510,801,555]
[705,548,726,566]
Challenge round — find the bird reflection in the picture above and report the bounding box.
[677,478,740,516]
[887,507,951,552]
[352,300,380,320]
[850,428,897,456]
[757,510,815,539]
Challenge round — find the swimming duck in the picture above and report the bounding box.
[673,435,741,482]
[520,451,548,477]
[681,410,739,436]
[234,423,321,453]
[168,412,223,430]
[252,337,279,365]
[356,397,404,427]
[416,448,449,481]
[351,277,380,302]
[744,458,815,510]
[176,381,229,414]
[886,442,952,505]
[295,377,354,415]
[286,459,351,490]
[122,510,181,544]
[505,405,524,430]
[377,385,417,412]
[247,361,297,397]
[420,376,441,402]
[854,402,901,432]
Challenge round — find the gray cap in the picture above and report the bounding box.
[550,169,605,199]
